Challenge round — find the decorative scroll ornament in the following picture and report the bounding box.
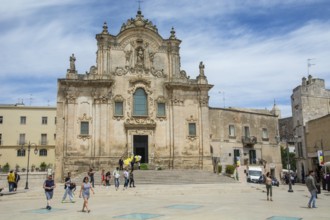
[113,66,166,78]
[120,10,158,33]
[77,113,92,122]
[125,117,156,126]
[65,88,79,104]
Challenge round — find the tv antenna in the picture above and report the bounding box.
[219,91,225,108]
[307,58,315,75]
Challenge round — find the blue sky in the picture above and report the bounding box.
[1,0,330,118]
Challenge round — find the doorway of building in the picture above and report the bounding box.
[133,135,148,163]
[249,150,256,164]
[234,149,240,165]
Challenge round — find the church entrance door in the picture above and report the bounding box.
[133,135,148,163]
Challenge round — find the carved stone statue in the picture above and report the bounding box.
[149,52,155,63]
[125,50,132,65]
[199,61,205,76]
[70,54,76,71]
[136,48,144,66]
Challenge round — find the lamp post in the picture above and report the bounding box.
[287,141,293,192]
[21,142,38,189]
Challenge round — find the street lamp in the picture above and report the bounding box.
[283,135,297,193]
[21,142,38,189]
[286,140,294,193]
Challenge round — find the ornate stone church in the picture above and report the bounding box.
[55,10,281,180]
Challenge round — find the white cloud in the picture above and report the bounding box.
[0,1,329,118]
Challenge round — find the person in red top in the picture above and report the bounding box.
[101,169,106,186]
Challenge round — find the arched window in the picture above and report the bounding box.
[133,88,147,116]
[39,149,47,156]
[17,149,26,157]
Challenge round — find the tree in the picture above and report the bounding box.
[281,146,296,171]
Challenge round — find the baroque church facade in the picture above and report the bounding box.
[55,10,281,180]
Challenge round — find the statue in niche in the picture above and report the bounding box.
[199,61,205,76]
[149,52,155,63]
[70,54,76,71]
[136,48,144,66]
[125,50,132,66]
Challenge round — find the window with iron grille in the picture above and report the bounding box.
[157,103,165,117]
[41,134,47,145]
[39,149,47,156]
[244,126,250,137]
[19,133,25,145]
[188,123,196,136]
[133,88,147,116]
[115,101,124,116]
[17,149,26,157]
[262,128,269,141]
[81,122,89,135]
[42,117,48,125]
[229,125,235,137]
[20,116,26,124]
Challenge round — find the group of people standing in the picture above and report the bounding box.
[42,166,137,213]
[111,167,136,191]
[6,170,20,192]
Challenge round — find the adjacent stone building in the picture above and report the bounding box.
[305,114,330,171]
[291,75,330,181]
[55,10,282,181]
[209,107,281,178]
[0,103,56,171]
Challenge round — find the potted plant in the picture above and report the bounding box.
[40,162,47,171]
[31,164,36,172]
[3,163,10,173]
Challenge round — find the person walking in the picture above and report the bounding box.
[113,167,120,191]
[101,169,106,187]
[119,157,124,171]
[129,170,135,188]
[306,170,318,208]
[62,172,75,203]
[7,170,15,192]
[79,176,95,213]
[105,171,111,188]
[43,175,56,210]
[123,168,129,190]
[88,168,95,188]
[265,172,273,201]
[130,157,136,171]
[13,171,20,191]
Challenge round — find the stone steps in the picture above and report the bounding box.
[71,169,237,185]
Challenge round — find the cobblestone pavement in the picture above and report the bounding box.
[0,181,329,220]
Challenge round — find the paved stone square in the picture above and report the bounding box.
[0,182,329,220]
